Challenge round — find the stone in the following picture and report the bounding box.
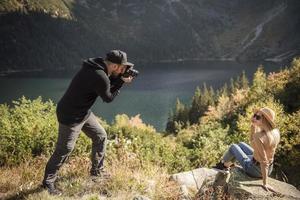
[171,167,300,200]
[228,168,300,199]
[132,195,151,200]
[170,167,218,194]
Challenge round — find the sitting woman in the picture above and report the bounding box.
[213,107,280,191]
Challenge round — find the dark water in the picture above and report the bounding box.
[0,61,283,131]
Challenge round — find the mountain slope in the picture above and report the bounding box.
[0,0,299,71]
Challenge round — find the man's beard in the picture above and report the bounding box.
[111,71,119,78]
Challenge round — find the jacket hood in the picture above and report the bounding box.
[83,57,107,72]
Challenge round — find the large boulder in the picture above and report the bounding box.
[171,167,300,200]
[228,168,300,200]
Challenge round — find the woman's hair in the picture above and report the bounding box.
[250,114,280,148]
[262,115,280,148]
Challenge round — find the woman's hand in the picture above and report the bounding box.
[262,184,276,193]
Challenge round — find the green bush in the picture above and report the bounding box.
[183,120,229,168]
[269,58,300,113]
[0,96,93,166]
[0,97,57,165]
[106,114,191,173]
[275,110,300,184]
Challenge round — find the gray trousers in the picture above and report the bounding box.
[43,112,107,184]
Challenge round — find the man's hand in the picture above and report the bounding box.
[262,184,276,193]
[121,76,133,83]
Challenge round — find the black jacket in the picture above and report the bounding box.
[56,57,124,125]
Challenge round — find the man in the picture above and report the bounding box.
[42,50,134,195]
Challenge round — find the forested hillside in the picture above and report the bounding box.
[0,0,299,71]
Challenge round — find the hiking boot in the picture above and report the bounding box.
[212,161,230,174]
[42,181,62,196]
[90,169,111,182]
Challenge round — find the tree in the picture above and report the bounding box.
[209,86,216,106]
[249,66,267,101]
[166,98,189,133]
[240,70,249,89]
[220,83,229,97]
[189,87,202,124]
[277,58,300,112]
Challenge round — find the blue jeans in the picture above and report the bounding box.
[222,142,273,178]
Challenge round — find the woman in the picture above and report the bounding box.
[213,107,280,192]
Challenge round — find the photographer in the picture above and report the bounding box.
[42,50,138,195]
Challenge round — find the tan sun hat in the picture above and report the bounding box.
[254,107,276,128]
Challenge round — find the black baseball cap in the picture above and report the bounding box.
[105,50,134,67]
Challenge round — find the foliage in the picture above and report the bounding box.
[166,98,190,133]
[0,58,300,190]
[183,120,229,168]
[166,83,217,133]
[274,110,300,184]
[268,58,300,112]
[189,83,215,124]
[248,66,267,101]
[0,97,58,166]
[166,71,251,134]
[0,97,192,174]
[107,114,191,173]
[0,0,73,18]
[0,96,93,166]
[166,58,300,187]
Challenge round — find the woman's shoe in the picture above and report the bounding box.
[212,161,230,174]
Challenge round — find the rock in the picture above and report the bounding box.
[228,168,300,200]
[132,195,151,200]
[179,185,192,200]
[171,167,300,200]
[145,180,156,195]
[170,167,218,195]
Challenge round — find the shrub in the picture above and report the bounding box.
[0,96,93,166]
[275,110,300,185]
[184,120,229,168]
[107,114,191,173]
[269,58,300,113]
[0,97,58,166]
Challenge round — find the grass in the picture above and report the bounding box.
[0,154,181,200]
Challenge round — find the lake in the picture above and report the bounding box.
[0,60,283,131]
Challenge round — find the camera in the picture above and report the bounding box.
[123,67,139,78]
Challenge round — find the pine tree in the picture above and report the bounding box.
[249,66,267,100]
[189,83,215,124]
[240,70,249,89]
[229,78,235,93]
[202,83,210,105]
[166,98,188,133]
[209,86,215,106]
[215,89,221,100]
[220,83,229,97]
[189,87,202,124]
[174,98,185,121]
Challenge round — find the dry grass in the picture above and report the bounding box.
[0,154,181,200]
